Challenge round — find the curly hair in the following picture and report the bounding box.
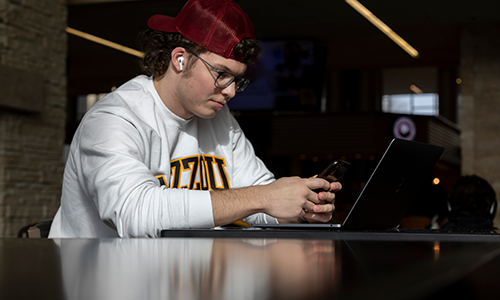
[138,29,262,79]
[232,37,262,65]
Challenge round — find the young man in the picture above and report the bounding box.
[49,0,340,238]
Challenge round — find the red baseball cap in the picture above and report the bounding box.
[147,0,256,61]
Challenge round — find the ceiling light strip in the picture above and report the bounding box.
[345,0,419,58]
[66,27,144,58]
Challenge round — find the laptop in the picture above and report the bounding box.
[252,138,445,230]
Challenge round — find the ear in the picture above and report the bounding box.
[171,47,188,73]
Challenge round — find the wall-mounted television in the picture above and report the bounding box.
[228,39,325,112]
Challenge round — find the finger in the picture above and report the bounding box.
[305,187,322,204]
[305,212,333,223]
[317,190,336,203]
[307,178,331,191]
[311,203,334,214]
[303,200,317,213]
[307,193,321,204]
[329,182,342,192]
[324,174,337,182]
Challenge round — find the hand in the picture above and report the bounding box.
[263,177,341,223]
[302,181,342,223]
[210,177,341,226]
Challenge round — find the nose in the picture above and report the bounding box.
[221,81,237,99]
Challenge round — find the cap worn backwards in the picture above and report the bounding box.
[147,0,256,61]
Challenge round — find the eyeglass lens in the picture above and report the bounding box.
[187,49,251,92]
[215,72,251,93]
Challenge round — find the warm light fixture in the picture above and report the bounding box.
[432,177,440,185]
[66,27,144,58]
[345,0,419,58]
[410,84,423,94]
[433,241,440,261]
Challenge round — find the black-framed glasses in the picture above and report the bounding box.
[186,49,252,93]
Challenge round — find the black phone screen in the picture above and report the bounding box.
[317,160,350,182]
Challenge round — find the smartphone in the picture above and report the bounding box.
[317,159,351,182]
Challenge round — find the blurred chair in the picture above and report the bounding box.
[442,175,497,230]
[400,182,449,229]
[399,215,432,229]
[18,220,53,238]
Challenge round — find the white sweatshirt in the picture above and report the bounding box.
[49,75,278,238]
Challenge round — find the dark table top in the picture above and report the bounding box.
[161,227,500,241]
[2,229,500,300]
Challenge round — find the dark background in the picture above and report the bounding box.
[65,0,497,223]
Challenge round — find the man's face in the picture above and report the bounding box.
[175,51,247,119]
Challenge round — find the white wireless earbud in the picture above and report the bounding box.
[178,57,184,71]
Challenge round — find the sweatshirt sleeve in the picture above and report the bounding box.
[73,109,214,238]
[225,115,279,225]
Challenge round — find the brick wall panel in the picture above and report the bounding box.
[0,0,66,237]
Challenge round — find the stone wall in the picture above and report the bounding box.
[460,22,500,225]
[0,0,67,237]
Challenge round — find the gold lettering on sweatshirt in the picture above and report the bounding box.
[156,155,230,191]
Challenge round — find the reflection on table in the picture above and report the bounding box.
[59,238,339,300]
[2,232,500,300]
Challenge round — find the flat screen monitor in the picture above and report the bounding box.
[228,40,325,112]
